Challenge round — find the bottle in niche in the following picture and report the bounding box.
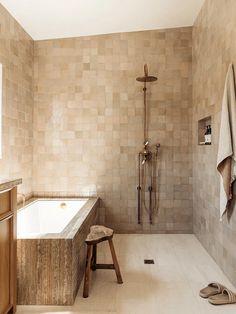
[204,125,211,145]
[208,125,212,144]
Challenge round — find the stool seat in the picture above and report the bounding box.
[83,225,123,298]
[85,225,113,244]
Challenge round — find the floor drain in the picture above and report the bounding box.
[144,259,154,264]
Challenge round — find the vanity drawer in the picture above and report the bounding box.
[0,190,11,218]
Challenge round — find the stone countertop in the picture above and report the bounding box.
[0,178,22,192]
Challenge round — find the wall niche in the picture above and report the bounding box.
[198,116,212,145]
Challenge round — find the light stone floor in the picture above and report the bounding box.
[17,234,236,314]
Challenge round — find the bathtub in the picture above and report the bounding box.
[17,197,99,305]
[17,199,88,238]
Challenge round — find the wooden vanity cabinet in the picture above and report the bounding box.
[0,187,17,314]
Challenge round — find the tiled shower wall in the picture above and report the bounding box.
[0,4,34,196]
[193,0,236,285]
[33,28,193,233]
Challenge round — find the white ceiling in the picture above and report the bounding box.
[1,0,205,40]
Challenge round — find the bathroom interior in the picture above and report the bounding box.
[0,0,236,313]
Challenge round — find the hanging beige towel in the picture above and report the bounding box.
[217,63,236,220]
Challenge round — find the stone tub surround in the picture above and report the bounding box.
[33,27,193,234]
[17,197,99,305]
[192,0,236,287]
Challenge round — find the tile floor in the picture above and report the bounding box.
[17,234,236,314]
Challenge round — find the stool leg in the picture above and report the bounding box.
[83,245,92,298]
[108,238,123,284]
[91,244,97,271]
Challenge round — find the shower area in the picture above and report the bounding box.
[132,36,193,233]
[136,64,160,225]
[33,28,193,234]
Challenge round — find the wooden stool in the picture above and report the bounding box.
[83,225,123,298]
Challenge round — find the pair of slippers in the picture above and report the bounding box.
[199,283,236,305]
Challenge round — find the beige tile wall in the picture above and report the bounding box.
[193,0,236,285]
[0,4,34,197]
[33,27,193,233]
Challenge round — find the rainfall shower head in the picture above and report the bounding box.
[136,64,157,83]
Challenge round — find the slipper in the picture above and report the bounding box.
[199,282,225,298]
[208,288,236,305]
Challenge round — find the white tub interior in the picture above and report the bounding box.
[17,199,88,238]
